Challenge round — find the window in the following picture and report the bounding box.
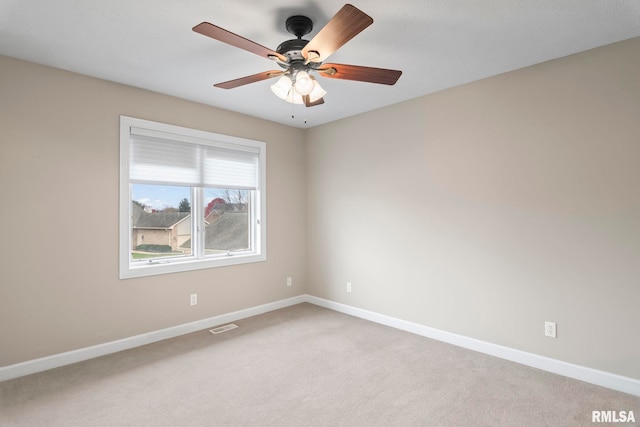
[119,116,266,279]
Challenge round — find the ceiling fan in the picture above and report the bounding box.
[193,4,402,107]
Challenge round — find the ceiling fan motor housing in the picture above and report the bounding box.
[276,39,308,62]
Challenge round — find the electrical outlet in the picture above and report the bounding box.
[545,321,556,338]
[286,277,292,287]
[190,293,198,306]
[346,282,352,293]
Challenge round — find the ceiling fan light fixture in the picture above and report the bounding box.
[293,70,314,95]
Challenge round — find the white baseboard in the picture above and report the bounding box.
[305,295,640,397]
[2,294,639,398]
[0,295,306,382]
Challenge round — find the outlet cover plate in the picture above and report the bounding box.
[545,321,556,338]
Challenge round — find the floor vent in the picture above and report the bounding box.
[209,324,238,334]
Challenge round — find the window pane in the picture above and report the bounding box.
[204,188,251,255]
[131,184,192,262]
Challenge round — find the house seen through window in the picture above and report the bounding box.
[131,186,250,260]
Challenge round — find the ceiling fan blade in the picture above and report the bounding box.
[193,22,287,62]
[214,71,284,89]
[318,63,402,85]
[303,95,325,107]
[302,4,373,63]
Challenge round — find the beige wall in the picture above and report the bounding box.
[0,56,307,366]
[306,37,640,380]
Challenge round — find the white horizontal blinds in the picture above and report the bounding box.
[203,146,257,189]
[130,134,201,185]
[129,127,259,189]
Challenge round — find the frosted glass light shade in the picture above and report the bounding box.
[294,71,314,95]
[270,76,292,99]
[270,76,304,104]
[308,78,326,103]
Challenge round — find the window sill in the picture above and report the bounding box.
[119,253,267,279]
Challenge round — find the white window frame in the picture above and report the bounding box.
[119,116,266,279]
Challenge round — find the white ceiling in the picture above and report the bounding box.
[2,1,640,128]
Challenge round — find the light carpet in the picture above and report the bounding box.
[1,303,638,426]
